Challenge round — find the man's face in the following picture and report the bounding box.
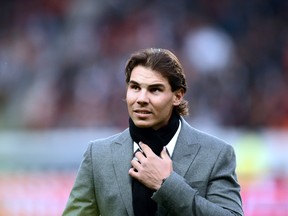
[126,65,183,130]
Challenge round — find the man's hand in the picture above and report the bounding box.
[128,142,173,190]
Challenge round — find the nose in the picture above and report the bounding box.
[136,89,149,105]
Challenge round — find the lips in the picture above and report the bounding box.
[133,109,152,118]
[134,109,152,114]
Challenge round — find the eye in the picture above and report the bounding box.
[150,87,162,93]
[130,84,140,91]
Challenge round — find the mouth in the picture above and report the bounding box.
[133,109,152,117]
[135,111,151,114]
[134,109,152,114]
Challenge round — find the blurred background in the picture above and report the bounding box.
[0,0,288,215]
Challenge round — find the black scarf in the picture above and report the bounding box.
[129,111,180,216]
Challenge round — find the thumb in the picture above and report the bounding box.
[160,146,170,159]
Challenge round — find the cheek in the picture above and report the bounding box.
[153,97,174,110]
[126,91,135,106]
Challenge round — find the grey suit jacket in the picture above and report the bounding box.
[63,118,243,216]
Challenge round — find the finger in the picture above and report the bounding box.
[160,146,169,159]
[135,151,146,162]
[128,167,140,178]
[131,158,142,171]
[139,142,154,156]
[132,156,139,163]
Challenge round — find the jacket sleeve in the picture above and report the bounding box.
[62,142,99,216]
[152,144,243,216]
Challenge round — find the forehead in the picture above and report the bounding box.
[130,65,169,85]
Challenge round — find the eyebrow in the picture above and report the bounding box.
[128,80,165,89]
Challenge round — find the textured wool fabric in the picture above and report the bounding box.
[129,111,180,216]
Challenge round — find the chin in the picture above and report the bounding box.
[133,119,152,128]
[135,123,151,128]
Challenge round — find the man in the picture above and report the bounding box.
[63,48,243,216]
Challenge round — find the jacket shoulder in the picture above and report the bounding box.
[180,118,231,151]
[90,128,128,142]
[88,128,131,149]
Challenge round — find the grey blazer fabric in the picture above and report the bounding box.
[63,118,243,216]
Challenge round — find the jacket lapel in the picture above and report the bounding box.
[171,118,201,180]
[111,129,134,216]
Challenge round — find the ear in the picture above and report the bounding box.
[173,89,184,106]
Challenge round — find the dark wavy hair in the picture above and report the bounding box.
[125,48,189,116]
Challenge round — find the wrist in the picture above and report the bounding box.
[155,177,167,191]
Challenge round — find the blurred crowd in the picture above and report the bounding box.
[0,0,288,129]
